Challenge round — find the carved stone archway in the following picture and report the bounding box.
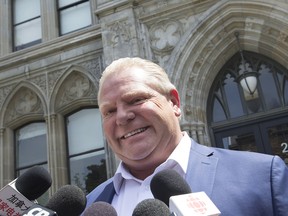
[0,81,46,185]
[166,0,288,144]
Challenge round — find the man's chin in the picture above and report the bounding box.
[121,151,153,162]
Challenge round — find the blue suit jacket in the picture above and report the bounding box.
[84,139,288,216]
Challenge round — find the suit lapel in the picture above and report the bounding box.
[94,182,115,203]
[185,139,218,197]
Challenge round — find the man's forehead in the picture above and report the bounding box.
[109,66,147,78]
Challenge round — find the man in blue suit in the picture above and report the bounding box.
[84,57,288,216]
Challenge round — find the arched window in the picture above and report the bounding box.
[208,52,288,164]
[66,108,107,194]
[15,122,49,203]
[15,122,48,173]
[209,51,288,123]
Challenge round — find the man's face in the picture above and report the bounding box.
[99,67,182,172]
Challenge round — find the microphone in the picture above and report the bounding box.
[150,169,221,216]
[132,198,170,216]
[0,166,52,216]
[45,184,87,216]
[150,169,191,206]
[22,184,86,216]
[83,201,117,216]
[16,166,52,200]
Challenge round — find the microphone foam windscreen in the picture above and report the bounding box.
[150,169,192,206]
[46,185,87,216]
[15,165,52,200]
[132,198,170,216]
[83,201,117,216]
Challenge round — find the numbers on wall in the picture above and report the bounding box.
[281,142,288,154]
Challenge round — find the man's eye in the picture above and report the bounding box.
[131,98,146,104]
[103,109,116,117]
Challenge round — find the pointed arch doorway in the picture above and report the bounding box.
[207,51,288,164]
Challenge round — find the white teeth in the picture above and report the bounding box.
[123,127,147,139]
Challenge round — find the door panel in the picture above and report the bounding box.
[213,117,288,165]
[260,117,288,164]
[214,125,264,153]
[221,133,257,152]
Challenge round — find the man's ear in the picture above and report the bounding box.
[170,89,181,117]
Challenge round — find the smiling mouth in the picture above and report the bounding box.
[121,127,148,139]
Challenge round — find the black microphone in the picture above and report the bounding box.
[0,166,52,216]
[132,198,170,216]
[45,184,87,216]
[16,166,52,200]
[22,184,86,216]
[83,201,117,216]
[150,169,191,206]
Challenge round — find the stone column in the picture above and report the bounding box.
[181,121,208,146]
[41,0,59,42]
[2,128,14,186]
[46,113,68,193]
[95,1,144,66]
[0,128,4,188]
[0,0,12,55]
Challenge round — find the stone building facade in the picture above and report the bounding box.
[0,0,288,196]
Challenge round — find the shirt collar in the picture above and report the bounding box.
[161,131,191,174]
[113,132,191,194]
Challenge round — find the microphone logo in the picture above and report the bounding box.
[186,195,207,214]
[22,206,57,216]
[23,207,51,216]
[169,192,221,216]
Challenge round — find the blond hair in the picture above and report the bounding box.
[98,57,176,101]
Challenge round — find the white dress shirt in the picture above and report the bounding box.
[111,132,191,216]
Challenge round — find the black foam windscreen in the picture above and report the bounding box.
[83,201,117,216]
[15,165,52,200]
[150,169,192,206]
[132,198,170,216]
[46,185,87,216]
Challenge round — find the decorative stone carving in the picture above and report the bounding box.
[194,56,205,71]
[5,87,43,123]
[0,85,15,109]
[149,19,182,53]
[156,0,168,8]
[279,32,288,43]
[30,75,47,97]
[184,104,193,115]
[103,19,134,62]
[56,73,97,109]
[80,57,103,81]
[48,70,64,96]
[245,17,264,31]
[110,20,132,47]
[15,89,40,114]
[148,19,183,69]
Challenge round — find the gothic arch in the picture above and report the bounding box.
[50,64,98,115]
[0,81,47,129]
[167,0,288,128]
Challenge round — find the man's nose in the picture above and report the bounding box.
[116,106,135,125]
